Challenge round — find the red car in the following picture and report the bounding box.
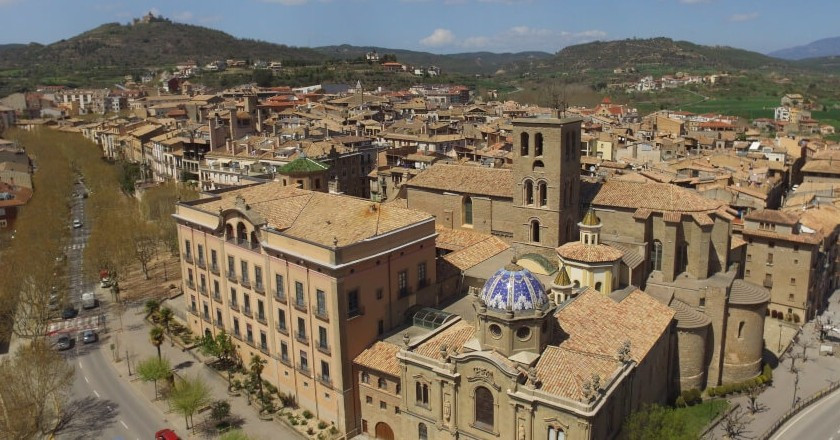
[155,429,180,440]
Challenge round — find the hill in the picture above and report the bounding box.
[769,37,840,60]
[314,44,551,75]
[0,20,325,71]
[527,38,790,74]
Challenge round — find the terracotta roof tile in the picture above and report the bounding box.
[593,180,724,213]
[536,347,621,401]
[354,341,401,377]
[414,321,476,361]
[406,164,513,198]
[745,209,799,226]
[556,242,623,263]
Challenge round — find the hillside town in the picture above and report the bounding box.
[2,70,839,440]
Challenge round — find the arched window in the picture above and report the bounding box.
[236,222,247,242]
[531,220,541,243]
[651,240,663,271]
[538,182,547,207]
[532,160,545,171]
[361,372,370,384]
[419,423,428,440]
[250,230,259,248]
[573,280,580,288]
[415,382,429,405]
[534,132,544,156]
[463,196,473,225]
[474,386,494,429]
[520,132,529,156]
[378,377,387,389]
[738,321,745,339]
[548,426,566,440]
[524,180,534,205]
[595,281,602,293]
[225,223,234,239]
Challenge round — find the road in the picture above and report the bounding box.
[771,388,840,440]
[55,177,180,440]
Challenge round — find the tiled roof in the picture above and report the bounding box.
[670,299,711,329]
[414,321,476,361]
[592,180,724,213]
[741,227,821,245]
[729,280,771,306]
[555,289,674,364]
[277,157,329,174]
[442,235,510,272]
[745,209,799,226]
[556,242,623,263]
[795,205,840,237]
[801,160,840,175]
[354,341,401,377]
[536,346,621,401]
[405,164,513,198]
[193,182,432,247]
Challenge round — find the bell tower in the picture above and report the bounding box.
[512,117,582,254]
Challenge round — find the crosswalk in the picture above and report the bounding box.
[48,315,106,335]
[65,243,86,251]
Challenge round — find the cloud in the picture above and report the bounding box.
[420,28,456,47]
[729,12,759,22]
[459,26,606,52]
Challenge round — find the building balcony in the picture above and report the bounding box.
[227,238,261,252]
[317,342,331,356]
[198,285,208,296]
[317,374,332,387]
[197,259,206,270]
[274,290,287,304]
[186,280,196,290]
[245,336,255,347]
[278,355,292,367]
[202,314,211,323]
[213,292,222,302]
[183,253,193,264]
[215,320,224,330]
[254,282,265,294]
[209,264,220,275]
[295,332,308,345]
[418,278,429,290]
[297,364,311,377]
[256,314,267,325]
[398,286,412,298]
[242,307,253,318]
[232,331,242,340]
[277,323,288,335]
[348,306,365,319]
[313,306,329,322]
[240,276,251,289]
[229,302,240,313]
[293,300,307,312]
[226,271,238,284]
[189,306,198,316]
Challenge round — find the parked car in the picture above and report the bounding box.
[56,335,72,350]
[61,306,77,320]
[155,429,180,440]
[82,329,97,344]
[72,219,83,229]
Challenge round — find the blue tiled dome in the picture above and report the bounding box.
[480,264,548,311]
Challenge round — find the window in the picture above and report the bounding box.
[790,277,796,285]
[295,281,305,307]
[227,256,235,275]
[417,262,427,289]
[233,318,240,336]
[419,423,428,440]
[299,350,308,371]
[539,182,547,207]
[747,253,752,262]
[788,293,795,301]
[415,382,429,405]
[548,427,566,440]
[737,321,745,339]
[699,297,706,307]
[297,317,306,339]
[534,132,543,156]
[280,341,289,361]
[230,288,238,306]
[378,377,387,389]
[184,239,192,258]
[767,253,774,264]
[316,289,326,316]
[366,396,373,404]
[594,282,602,293]
[197,244,204,263]
[260,331,267,350]
[463,196,473,225]
[277,309,286,331]
[257,299,265,321]
[243,293,251,314]
[398,270,409,297]
[348,289,361,317]
[275,274,284,297]
[380,401,387,410]
[246,324,253,343]
[378,319,384,335]
[211,249,218,268]
[187,268,194,284]
[362,372,370,384]
[362,419,368,433]
[376,288,383,300]
[318,326,328,349]
[200,274,206,290]
[530,220,540,243]
[255,266,263,289]
[213,280,220,297]
[190,295,196,312]
[524,180,534,205]
[240,261,249,283]
[651,240,663,271]
[474,386,494,430]
[520,132,529,156]
[746,269,751,276]
[321,360,330,382]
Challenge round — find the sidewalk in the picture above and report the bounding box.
[710,293,840,439]
[112,297,303,440]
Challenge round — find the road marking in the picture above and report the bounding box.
[93,390,100,398]
[120,420,128,429]
[84,376,89,383]
[78,361,83,368]
[772,388,840,439]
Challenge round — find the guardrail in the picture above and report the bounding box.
[757,380,840,440]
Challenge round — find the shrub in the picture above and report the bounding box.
[689,389,701,404]
[290,418,299,426]
[278,391,297,409]
[303,409,314,419]
[675,396,686,407]
[307,427,315,435]
[763,364,773,382]
[318,421,328,430]
[707,387,717,397]
[232,379,242,390]
[329,426,338,435]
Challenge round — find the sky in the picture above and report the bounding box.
[0,0,838,55]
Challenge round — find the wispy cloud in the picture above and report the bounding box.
[420,28,456,47]
[729,12,758,22]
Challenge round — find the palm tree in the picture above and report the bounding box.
[144,298,160,318]
[158,307,174,346]
[150,326,165,360]
[249,354,267,406]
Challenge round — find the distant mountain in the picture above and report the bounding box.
[314,45,552,75]
[0,20,325,71]
[769,37,840,60]
[527,37,789,73]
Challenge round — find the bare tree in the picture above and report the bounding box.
[721,407,750,440]
[746,384,765,414]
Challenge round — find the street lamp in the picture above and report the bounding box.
[778,322,783,353]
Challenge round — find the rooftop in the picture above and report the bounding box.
[405,164,513,198]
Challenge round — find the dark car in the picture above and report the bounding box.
[82,329,97,344]
[155,429,180,440]
[61,306,77,320]
[56,335,72,350]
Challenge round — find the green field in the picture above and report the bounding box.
[675,399,729,436]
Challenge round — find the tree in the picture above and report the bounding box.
[219,430,252,440]
[210,399,231,428]
[198,330,237,388]
[169,375,212,431]
[136,356,171,400]
[150,326,165,360]
[129,219,160,280]
[721,407,750,439]
[145,299,161,317]
[746,384,765,414]
[249,354,267,406]
[0,340,75,437]
[621,404,692,440]
[158,307,174,346]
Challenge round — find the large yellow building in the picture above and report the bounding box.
[174,181,439,434]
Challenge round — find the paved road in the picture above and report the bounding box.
[55,177,181,440]
[771,388,840,440]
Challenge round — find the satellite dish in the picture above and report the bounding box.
[589,165,597,171]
